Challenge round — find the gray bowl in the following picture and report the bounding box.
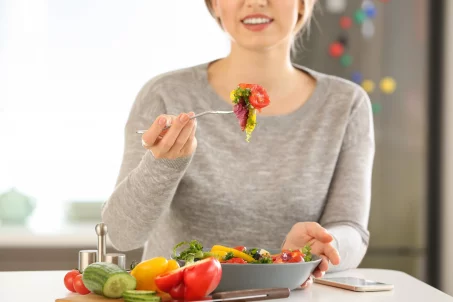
[173,248,321,292]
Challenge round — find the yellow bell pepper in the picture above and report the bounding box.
[245,108,256,142]
[211,245,256,263]
[130,257,180,291]
[207,250,228,261]
[230,90,236,101]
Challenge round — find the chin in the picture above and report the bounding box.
[235,37,290,52]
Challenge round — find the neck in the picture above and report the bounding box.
[221,40,298,92]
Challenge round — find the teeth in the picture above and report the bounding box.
[243,18,271,25]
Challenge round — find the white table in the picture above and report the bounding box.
[0,269,451,302]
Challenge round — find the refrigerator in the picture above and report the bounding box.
[292,0,434,284]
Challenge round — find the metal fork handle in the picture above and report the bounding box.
[136,110,233,134]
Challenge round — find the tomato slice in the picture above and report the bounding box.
[237,83,271,111]
[233,246,246,252]
[225,258,247,264]
[248,85,270,110]
[273,256,284,264]
[238,83,253,89]
[288,254,303,263]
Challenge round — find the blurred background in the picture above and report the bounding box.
[1,0,452,296]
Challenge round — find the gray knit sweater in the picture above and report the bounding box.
[101,62,375,272]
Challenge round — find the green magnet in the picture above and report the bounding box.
[354,9,367,24]
[372,103,382,114]
[340,54,353,67]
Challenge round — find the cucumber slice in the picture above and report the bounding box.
[123,297,161,302]
[102,273,137,298]
[123,290,156,296]
[123,290,161,302]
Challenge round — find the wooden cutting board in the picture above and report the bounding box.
[56,293,126,301]
[56,293,175,302]
[56,288,290,302]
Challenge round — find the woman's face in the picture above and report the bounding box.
[211,0,303,51]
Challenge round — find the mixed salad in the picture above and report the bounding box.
[62,239,313,302]
[230,83,271,142]
[172,240,312,265]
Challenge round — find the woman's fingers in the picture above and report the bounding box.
[323,242,341,265]
[305,222,333,243]
[169,112,195,153]
[317,254,330,272]
[312,267,325,278]
[180,117,198,154]
[300,276,313,289]
[141,115,171,147]
[156,113,191,154]
[143,112,198,160]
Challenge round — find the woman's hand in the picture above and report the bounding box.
[141,112,197,159]
[282,222,341,289]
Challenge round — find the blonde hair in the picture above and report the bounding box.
[204,0,316,37]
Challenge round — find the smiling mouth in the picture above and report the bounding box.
[241,18,274,25]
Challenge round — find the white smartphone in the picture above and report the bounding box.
[313,277,394,292]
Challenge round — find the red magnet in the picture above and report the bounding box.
[329,42,344,58]
[340,16,352,29]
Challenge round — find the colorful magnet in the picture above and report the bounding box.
[380,77,397,94]
[361,19,375,39]
[354,9,367,24]
[363,3,377,18]
[351,72,363,84]
[329,42,345,57]
[325,0,347,14]
[372,103,382,114]
[361,80,375,93]
[340,54,353,67]
[340,16,353,29]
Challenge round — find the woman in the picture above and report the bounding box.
[102,0,374,288]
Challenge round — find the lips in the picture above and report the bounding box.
[241,14,273,24]
[241,14,273,31]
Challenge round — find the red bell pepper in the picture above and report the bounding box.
[155,257,222,301]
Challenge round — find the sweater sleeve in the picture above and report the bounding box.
[320,89,375,272]
[101,84,194,251]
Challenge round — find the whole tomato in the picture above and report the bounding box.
[64,270,80,292]
[73,274,90,295]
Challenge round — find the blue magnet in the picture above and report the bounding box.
[364,5,377,18]
[351,72,363,84]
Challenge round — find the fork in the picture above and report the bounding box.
[136,110,234,134]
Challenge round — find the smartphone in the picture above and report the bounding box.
[313,277,394,292]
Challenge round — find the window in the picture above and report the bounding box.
[1,0,229,230]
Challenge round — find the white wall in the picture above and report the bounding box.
[0,0,229,231]
[442,0,453,296]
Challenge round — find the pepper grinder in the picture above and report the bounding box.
[95,223,108,262]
